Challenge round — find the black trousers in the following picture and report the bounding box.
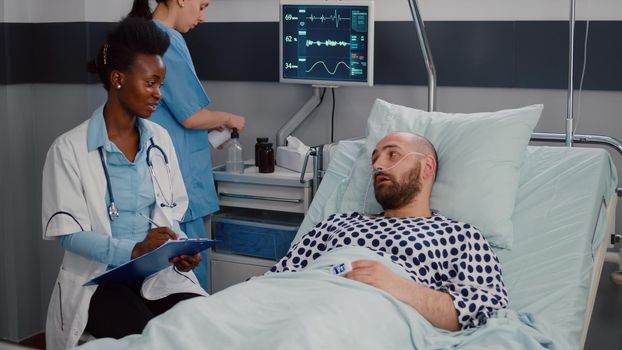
[85,281,201,339]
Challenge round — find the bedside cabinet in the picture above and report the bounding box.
[209,165,312,293]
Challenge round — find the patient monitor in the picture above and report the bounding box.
[280,0,375,87]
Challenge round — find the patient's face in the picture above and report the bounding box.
[372,135,424,210]
[374,162,422,210]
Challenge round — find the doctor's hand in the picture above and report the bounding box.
[170,253,201,272]
[344,260,412,303]
[131,227,178,259]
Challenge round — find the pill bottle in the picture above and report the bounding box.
[255,137,269,166]
[258,143,275,173]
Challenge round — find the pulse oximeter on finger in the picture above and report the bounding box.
[332,261,352,276]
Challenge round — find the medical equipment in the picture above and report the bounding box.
[275,0,376,148]
[372,151,425,176]
[279,0,375,87]
[99,138,177,220]
[97,147,120,219]
[332,261,352,276]
[300,139,617,349]
[146,141,177,209]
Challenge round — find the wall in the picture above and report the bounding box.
[1,0,39,342]
[35,84,98,329]
[0,0,7,340]
[6,85,41,340]
[1,0,621,347]
[0,83,13,340]
[203,0,622,22]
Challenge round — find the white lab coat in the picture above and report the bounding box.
[42,117,208,350]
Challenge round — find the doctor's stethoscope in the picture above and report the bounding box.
[98,137,177,220]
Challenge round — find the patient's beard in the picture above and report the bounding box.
[374,164,422,210]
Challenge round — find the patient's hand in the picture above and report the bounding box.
[346,260,460,331]
[170,253,202,272]
[345,260,410,302]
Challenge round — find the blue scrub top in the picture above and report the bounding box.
[151,20,219,222]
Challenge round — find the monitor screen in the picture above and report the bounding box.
[280,1,374,87]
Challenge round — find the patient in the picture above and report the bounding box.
[270,132,508,331]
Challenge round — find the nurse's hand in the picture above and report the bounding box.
[170,253,201,272]
[131,227,178,259]
[225,113,245,132]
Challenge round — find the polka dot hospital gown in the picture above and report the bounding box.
[270,212,509,329]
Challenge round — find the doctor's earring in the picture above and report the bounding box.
[116,85,121,90]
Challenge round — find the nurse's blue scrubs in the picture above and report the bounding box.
[151,20,219,290]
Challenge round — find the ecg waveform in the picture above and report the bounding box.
[305,61,351,75]
[305,39,350,47]
[306,10,351,28]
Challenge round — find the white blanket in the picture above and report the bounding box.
[78,247,565,350]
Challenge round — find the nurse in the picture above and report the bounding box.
[42,18,207,350]
[128,0,246,290]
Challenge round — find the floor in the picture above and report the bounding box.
[584,263,622,349]
[0,333,44,349]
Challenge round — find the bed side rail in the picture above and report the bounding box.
[531,132,622,197]
[533,132,622,282]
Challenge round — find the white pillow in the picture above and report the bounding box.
[339,99,542,249]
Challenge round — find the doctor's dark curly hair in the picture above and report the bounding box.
[87,17,170,91]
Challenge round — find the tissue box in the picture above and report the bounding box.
[276,146,312,173]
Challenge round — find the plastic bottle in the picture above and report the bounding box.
[226,128,244,174]
[208,127,231,148]
[255,137,269,166]
[258,143,275,173]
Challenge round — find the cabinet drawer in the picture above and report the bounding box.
[217,182,311,213]
[212,217,297,261]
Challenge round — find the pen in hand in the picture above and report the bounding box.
[138,215,198,269]
[131,214,178,259]
[139,213,180,241]
[139,213,161,228]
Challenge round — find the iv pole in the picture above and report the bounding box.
[407,0,437,112]
[565,0,576,146]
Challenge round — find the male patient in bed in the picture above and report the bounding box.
[270,132,508,332]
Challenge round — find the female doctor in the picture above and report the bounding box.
[128,0,246,290]
[42,18,206,350]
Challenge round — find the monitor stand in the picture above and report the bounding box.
[276,85,337,147]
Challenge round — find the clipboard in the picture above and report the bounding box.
[84,239,221,286]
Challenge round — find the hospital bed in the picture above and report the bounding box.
[303,138,618,349]
[76,113,618,349]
